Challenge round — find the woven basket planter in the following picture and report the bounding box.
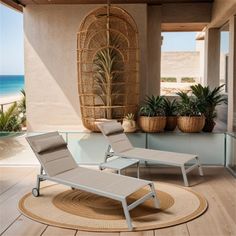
[77,6,139,131]
[165,116,177,131]
[139,116,166,133]
[202,119,216,132]
[177,116,205,133]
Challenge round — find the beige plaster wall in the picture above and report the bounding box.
[24,4,147,131]
[210,0,236,28]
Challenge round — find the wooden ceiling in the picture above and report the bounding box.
[2,0,214,11]
[19,0,213,3]
[1,0,213,31]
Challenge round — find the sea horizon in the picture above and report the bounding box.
[0,75,25,97]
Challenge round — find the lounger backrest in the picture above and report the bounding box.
[26,132,77,177]
[97,121,133,153]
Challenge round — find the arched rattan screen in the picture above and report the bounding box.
[78,6,139,131]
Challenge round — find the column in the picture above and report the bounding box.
[204,28,220,89]
[228,15,236,132]
[147,5,162,96]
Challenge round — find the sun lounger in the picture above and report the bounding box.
[26,132,160,230]
[97,121,204,187]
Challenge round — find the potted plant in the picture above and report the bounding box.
[191,84,227,132]
[176,91,205,133]
[122,113,137,132]
[163,98,178,131]
[139,95,166,132]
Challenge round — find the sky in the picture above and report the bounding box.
[0,3,230,75]
[161,32,197,52]
[0,4,24,75]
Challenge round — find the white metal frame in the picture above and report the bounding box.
[33,165,159,231]
[27,132,160,231]
[100,157,140,178]
[105,145,204,187]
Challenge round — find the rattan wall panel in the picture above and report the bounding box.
[78,6,139,131]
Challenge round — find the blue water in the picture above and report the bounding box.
[0,75,24,97]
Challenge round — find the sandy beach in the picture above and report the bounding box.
[0,94,23,110]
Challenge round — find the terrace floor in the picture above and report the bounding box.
[0,166,236,236]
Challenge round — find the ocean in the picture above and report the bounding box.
[0,75,24,97]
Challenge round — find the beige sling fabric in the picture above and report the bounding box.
[27,132,77,177]
[54,167,149,197]
[107,133,133,153]
[32,135,67,154]
[98,122,197,165]
[120,148,196,165]
[27,132,151,197]
[98,122,124,136]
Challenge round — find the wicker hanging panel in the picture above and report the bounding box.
[78,6,139,131]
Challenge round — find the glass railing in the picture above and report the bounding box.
[225,133,236,176]
[0,131,230,168]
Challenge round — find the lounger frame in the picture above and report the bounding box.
[104,144,204,187]
[27,133,160,231]
[33,165,159,230]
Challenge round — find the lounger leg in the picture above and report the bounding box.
[181,165,189,187]
[144,161,148,167]
[36,166,43,191]
[36,175,41,190]
[150,183,160,208]
[32,166,44,197]
[137,162,140,179]
[195,157,204,176]
[104,145,112,162]
[122,199,133,231]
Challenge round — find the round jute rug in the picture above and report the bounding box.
[18,182,208,232]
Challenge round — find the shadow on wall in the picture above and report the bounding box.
[24,6,98,128]
[24,5,147,131]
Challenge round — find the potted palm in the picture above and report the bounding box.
[163,98,178,131]
[139,95,166,132]
[191,84,227,132]
[122,113,137,132]
[177,91,205,133]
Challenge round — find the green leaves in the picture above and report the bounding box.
[139,95,165,117]
[176,91,202,116]
[190,84,227,120]
[163,98,178,116]
[18,89,26,124]
[0,103,21,132]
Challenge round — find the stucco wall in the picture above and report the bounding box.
[24,4,147,131]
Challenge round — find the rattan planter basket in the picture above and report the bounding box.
[139,116,166,133]
[77,6,139,131]
[165,116,177,131]
[177,116,205,133]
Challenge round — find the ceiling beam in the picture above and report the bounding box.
[0,0,23,12]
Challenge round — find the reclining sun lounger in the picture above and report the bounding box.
[26,132,160,230]
[97,121,204,187]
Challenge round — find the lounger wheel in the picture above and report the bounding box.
[32,188,39,197]
[71,187,75,190]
